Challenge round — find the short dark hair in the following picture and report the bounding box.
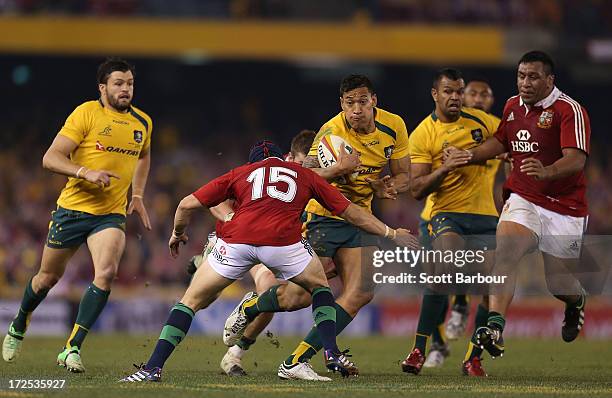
[340,74,375,96]
[466,76,492,88]
[433,68,463,89]
[290,130,316,156]
[97,57,135,84]
[518,51,555,75]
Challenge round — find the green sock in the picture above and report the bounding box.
[431,296,449,345]
[284,303,352,365]
[487,311,505,332]
[12,278,49,334]
[236,336,256,350]
[413,291,446,352]
[467,304,489,360]
[66,283,110,349]
[243,285,281,321]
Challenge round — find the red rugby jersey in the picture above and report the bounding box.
[494,87,590,217]
[193,157,350,246]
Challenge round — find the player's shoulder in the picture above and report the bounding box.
[489,113,501,124]
[411,112,436,136]
[129,105,153,131]
[461,106,490,121]
[72,100,101,114]
[322,112,347,131]
[555,91,587,114]
[503,95,521,110]
[374,107,406,140]
[460,107,497,131]
[316,112,350,143]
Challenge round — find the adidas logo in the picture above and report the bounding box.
[507,112,515,122]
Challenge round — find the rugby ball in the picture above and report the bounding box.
[317,134,359,183]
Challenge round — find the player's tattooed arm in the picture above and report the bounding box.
[302,146,361,182]
[302,155,320,169]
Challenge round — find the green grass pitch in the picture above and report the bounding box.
[1,335,611,398]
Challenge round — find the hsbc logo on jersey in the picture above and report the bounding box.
[511,129,539,153]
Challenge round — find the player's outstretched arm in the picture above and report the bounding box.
[302,145,361,181]
[339,203,420,249]
[128,147,152,230]
[169,194,203,258]
[468,137,506,164]
[42,135,120,188]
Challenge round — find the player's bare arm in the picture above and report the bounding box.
[339,203,419,249]
[42,134,120,188]
[169,194,202,257]
[209,200,235,222]
[409,150,471,200]
[365,156,410,200]
[520,148,587,181]
[302,145,361,181]
[469,137,506,164]
[127,146,152,230]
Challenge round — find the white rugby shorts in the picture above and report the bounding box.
[207,236,314,280]
[499,193,587,258]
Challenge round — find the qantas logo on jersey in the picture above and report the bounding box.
[95,140,139,156]
[511,129,539,153]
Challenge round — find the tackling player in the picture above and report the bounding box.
[2,58,152,373]
[120,141,417,382]
[401,69,500,376]
[192,130,316,376]
[450,51,590,369]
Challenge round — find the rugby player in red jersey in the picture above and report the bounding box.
[121,141,418,382]
[447,51,590,367]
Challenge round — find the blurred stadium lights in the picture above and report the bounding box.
[11,64,30,85]
[587,39,612,62]
[179,50,212,65]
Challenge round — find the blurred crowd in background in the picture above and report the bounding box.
[1,54,611,299]
[1,0,611,301]
[0,0,611,36]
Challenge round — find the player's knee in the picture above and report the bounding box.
[35,271,61,291]
[94,265,118,287]
[494,239,527,267]
[254,269,278,294]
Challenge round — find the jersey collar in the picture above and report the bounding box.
[519,86,561,109]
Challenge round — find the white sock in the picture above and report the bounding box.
[229,344,246,359]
